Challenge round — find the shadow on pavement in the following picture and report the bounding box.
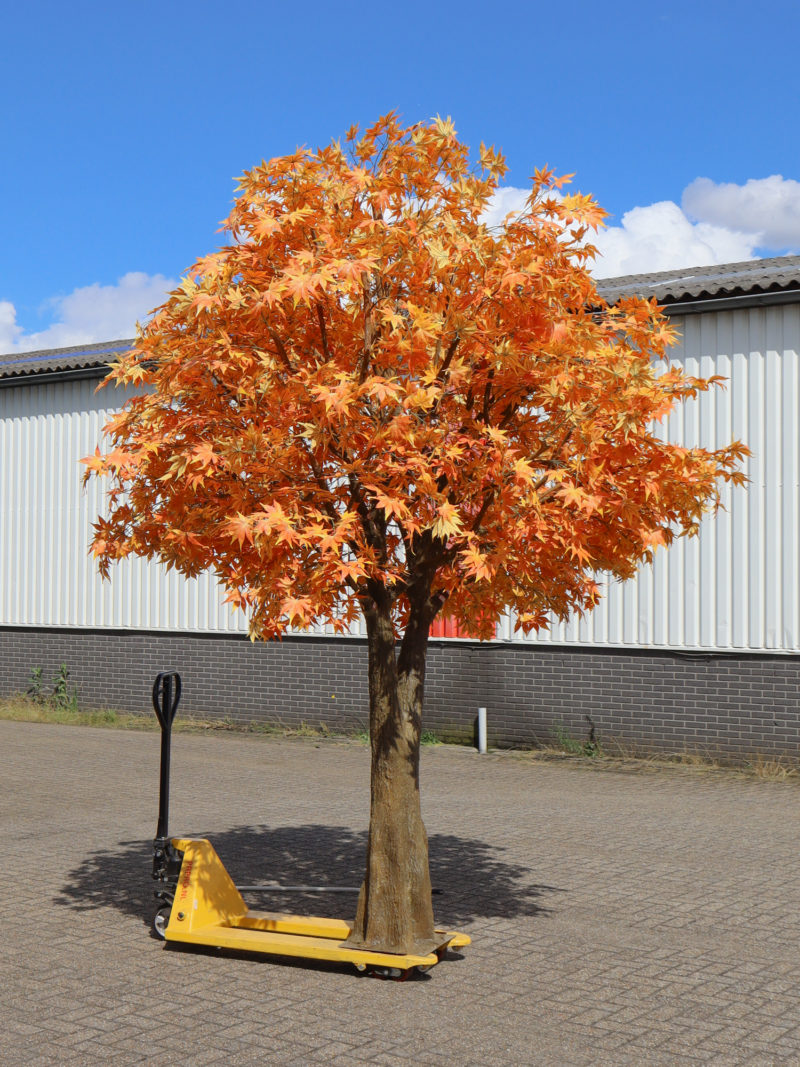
[55,824,563,929]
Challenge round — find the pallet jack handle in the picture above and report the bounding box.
[152,671,182,841]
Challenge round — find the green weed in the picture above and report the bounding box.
[25,664,80,714]
[51,664,79,713]
[553,717,602,758]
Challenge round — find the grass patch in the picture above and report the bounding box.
[520,737,800,782]
[0,696,451,749]
[0,695,146,730]
[420,729,443,746]
[746,753,799,780]
[0,698,343,738]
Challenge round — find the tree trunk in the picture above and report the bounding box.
[345,597,436,956]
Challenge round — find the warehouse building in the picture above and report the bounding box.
[1,255,799,759]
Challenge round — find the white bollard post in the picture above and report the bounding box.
[477,707,488,754]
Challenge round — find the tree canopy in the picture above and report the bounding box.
[84,113,746,645]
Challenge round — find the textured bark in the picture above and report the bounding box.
[345,596,436,956]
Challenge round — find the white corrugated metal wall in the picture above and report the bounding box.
[0,378,247,635]
[501,302,800,652]
[0,300,796,651]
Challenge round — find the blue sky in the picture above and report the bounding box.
[2,0,799,352]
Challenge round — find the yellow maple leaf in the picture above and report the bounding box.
[431,501,463,540]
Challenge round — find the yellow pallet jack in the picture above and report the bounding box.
[150,672,470,978]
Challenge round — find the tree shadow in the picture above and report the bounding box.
[55,824,564,931]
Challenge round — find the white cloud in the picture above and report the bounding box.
[682,175,800,249]
[0,272,175,355]
[484,175,800,280]
[0,301,23,354]
[483,185,760,279]
[481,186,531,229]
[590,201,759,278]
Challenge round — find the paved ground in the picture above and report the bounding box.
[2,721,800,1066]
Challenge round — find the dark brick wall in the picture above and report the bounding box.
[2,625,799,761]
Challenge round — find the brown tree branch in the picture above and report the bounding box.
[481,368,495,423]
[264,321,294,372]
[471,485,497,532]
[316,302,332,362]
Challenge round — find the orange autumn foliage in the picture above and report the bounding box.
[84,113,747,646]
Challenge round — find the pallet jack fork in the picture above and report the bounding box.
[150,672,470,978]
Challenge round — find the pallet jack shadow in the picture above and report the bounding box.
[55,821,563,932]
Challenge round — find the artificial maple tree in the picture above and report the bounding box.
[84,114,746,956]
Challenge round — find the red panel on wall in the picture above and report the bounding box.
[430,616,479,639]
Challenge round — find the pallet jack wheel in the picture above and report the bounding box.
[151,904,171,941]
[366,966,411,981]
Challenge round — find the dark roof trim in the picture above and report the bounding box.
[660,287,800,317]
[0,365,109,389]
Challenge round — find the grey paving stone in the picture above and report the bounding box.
[2,720,800,1065]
